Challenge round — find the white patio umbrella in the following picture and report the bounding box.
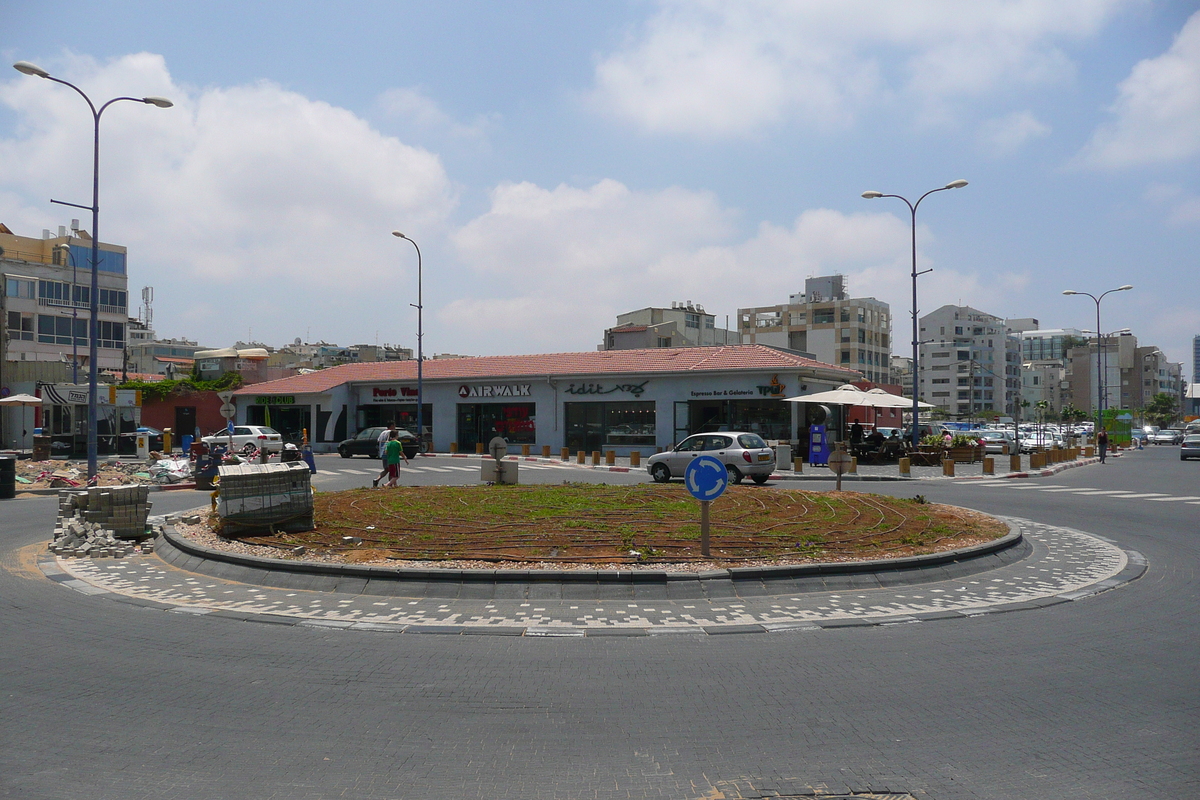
[0,393,44,452]
[781,384,871,405]
[863,387,935,409]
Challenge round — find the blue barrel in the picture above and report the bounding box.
[180,435,193,455]
[302,449,317,474]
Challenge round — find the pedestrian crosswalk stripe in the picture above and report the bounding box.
[1116,493,1169,499]
[420,466,454,472]
[339,469,370,474]
[1070,490,1134,495]
[439,466,477,472]
[1148,496,1200,502]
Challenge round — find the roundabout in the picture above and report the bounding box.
[1,448,1192,800]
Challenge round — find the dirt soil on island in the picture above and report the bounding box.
[199,484,1008,571]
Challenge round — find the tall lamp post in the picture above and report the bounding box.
[1080,326,1131,422]
[14,61,172,480]
[1062,285,1132,431]
[863,179,969,448]
[391,231,423,452]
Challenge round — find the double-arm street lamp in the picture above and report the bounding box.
[391,231,423,452]
[14,60,172,479]
[862,179,969,448]
[1062,285,1132,431]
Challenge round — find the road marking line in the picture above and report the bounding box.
[438,466,478,472]
[419,466,455,473]
[339,469,370,474]
[1041,487,1089,492]
[1070,490,1135,495]
[1116,493,1170,499]
[1148,496,1200,502]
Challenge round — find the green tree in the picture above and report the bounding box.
[1145,393,1179,428]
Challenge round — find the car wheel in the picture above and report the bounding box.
[338,446,351,459]
[241,442,256,454]
[751,473,769,485]
[726,464,743,484]
[651,464,671,483]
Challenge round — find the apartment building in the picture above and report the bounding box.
[600,302,737,350]
[918,305,1021,418]
[1065,333,1185,414]
[2,222,130,374]
[738,275,892,383]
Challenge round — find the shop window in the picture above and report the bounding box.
[5,278,35,299]
[97,320,125,349]
[812,309,835,324]
[566,401,655,453]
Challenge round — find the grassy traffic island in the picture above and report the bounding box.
[195,484,1009,571]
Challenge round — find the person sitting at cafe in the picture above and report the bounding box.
[868,428,885,448]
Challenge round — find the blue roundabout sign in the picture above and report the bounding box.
[684,455,728,501]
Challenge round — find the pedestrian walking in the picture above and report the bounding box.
[383,430,405,487]
[372,423,407,487]
[1097,428,1109,463]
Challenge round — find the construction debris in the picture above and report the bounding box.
[16,456,194,489]
[49,485,157,559]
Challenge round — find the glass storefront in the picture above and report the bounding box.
[685,399,791,440]
[360,403,433,437]
[456,403,536,450]
[247,405,309,445]
[565,401,656,453]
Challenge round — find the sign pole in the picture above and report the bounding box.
[700,500,711,557]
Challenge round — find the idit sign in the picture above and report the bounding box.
[361,386,419,404]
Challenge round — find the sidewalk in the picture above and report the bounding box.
[442,449,1116,482]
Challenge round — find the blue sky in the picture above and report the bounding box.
[2,1,1198,376]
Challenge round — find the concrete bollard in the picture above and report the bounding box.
[592,451,601,465]
[983,456,995,475]
[450,442,458,454]
[793,457,803,473]
[848,456,858,474]
[1010,454,1021,473]
[630,451,640,467]
[898,457,910,477]
[606,450,615,465]
[577,450,585,464]
[942,458,955,477]
[521,444,531,457]
[542,445,551,458]
[561,447,570,460]
[476,442,485,455]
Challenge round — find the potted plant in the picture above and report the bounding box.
[947,433,984,463]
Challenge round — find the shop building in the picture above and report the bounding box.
[230,345,861,453]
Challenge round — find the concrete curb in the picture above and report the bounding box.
[158,519,1025,597]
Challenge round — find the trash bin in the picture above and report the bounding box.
[0,453,16,500]
[181,435,193,455]
[32,435,51,462]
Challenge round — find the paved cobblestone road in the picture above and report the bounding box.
[0,446,1195,799]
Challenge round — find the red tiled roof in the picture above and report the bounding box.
[234,345,861,396]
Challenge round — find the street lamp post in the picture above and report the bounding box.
[1063,286,1132,431]
[391,231,423,453]
[862,179,968,448]
[14,61,171,479]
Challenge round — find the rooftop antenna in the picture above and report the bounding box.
[141,286,154,328]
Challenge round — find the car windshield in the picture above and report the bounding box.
[737,433,768,449]
[258,427,280,435]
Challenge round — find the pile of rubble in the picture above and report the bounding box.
[15,456,193,489]
[49,485,159,560]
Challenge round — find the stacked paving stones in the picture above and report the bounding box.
[49,485,154,559]
[217,462,313,534]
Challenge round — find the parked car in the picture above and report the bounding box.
[646,431,775,485]
[976,430,1015,454]
[201,425,284,454]
[337,426,420,460]
[1149,428,1183,445]
[1180,434,1200,461]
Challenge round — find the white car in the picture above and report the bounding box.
[201,425,284,454]
[646,431,776,485]
[976,430,1015,454]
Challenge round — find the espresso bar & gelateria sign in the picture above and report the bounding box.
[255,396,295,405]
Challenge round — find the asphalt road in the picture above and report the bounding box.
[1,447,1196,799]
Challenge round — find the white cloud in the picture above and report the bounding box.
[590,0,1126,137]
[448,178,1028,353]
[1143,182,1200,226]
[0,52,456,344]
[376,86,497,142]
[1075,10,1200,168]
[978,110,1052,155]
